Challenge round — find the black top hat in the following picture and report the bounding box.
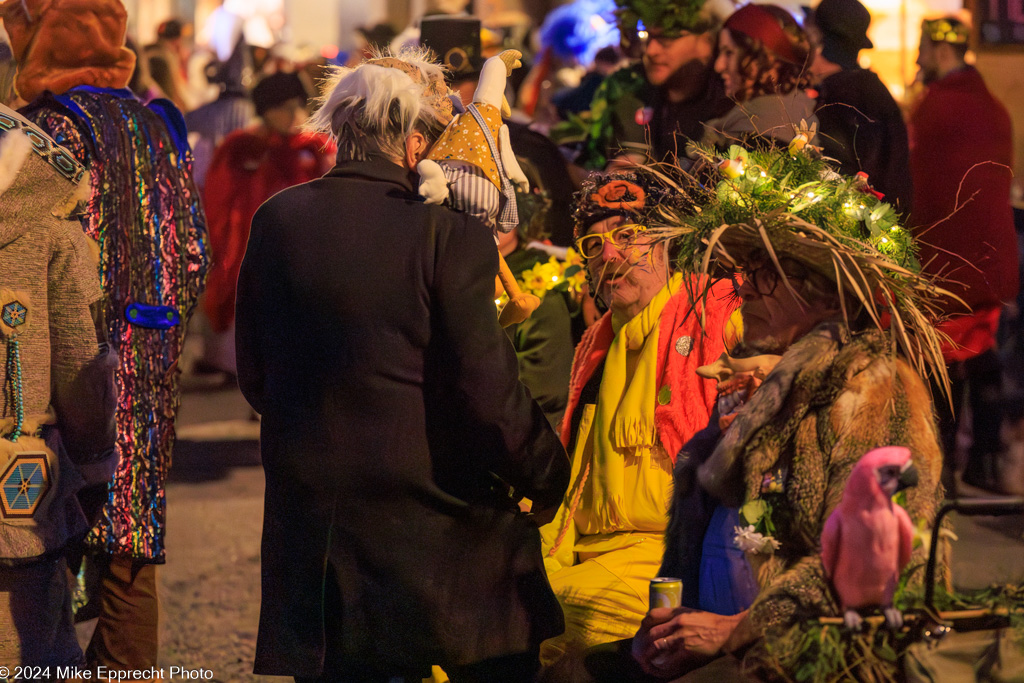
[419,15,484,81]
[813,0,873,68]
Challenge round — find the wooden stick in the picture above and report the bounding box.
[496,252,540,327]
[817,607,1014,626]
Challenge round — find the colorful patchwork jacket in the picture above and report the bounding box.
[24,86,208,562]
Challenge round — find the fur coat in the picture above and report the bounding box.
[662,322,944,637]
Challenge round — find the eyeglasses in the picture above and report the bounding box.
[639,29,693,50]
[575,224,648,260]
[730,258,808,296]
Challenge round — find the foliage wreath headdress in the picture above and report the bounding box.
[615,0,724,37]
[645,126,957,396]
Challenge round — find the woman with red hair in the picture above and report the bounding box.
[698,4,816,149]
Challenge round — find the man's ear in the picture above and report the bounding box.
[405,131,429,169]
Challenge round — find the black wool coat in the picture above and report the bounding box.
[235,156,570,677]
[815,67,914,214]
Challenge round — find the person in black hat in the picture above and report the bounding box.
[807,0,913,213]
[419,15,486,104]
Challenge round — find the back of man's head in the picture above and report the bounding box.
[252,72,308,117]
[812,0,873,69]
[306,48,453,163]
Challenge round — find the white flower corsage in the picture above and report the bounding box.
[733,524,782,554]
[733,498,781,555]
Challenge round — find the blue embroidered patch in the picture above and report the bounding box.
[0,453,51,518]
[2,301,27,328]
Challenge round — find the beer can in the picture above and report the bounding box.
[649,577,682,609]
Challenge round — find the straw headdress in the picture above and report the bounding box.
[646,126,956,396]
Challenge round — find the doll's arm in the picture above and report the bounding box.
[417,159,449,205]
[498,125,529,193]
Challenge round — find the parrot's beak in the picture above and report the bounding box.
[896,462,919,493]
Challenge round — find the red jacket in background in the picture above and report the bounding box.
[908,66,1017,359]
[203,127,334,332]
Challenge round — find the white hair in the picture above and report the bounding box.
[306,47,449,162]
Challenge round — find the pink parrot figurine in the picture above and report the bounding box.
[821,446,919,631]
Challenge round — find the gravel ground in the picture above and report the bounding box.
[158,381,277,682]
[76,380,280,682]
[160,464,270,681]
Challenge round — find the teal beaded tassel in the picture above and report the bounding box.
[2,299,28,441]
[6,337,23,441]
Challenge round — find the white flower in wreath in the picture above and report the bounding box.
[733,525,781,554]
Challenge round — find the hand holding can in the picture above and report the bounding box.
[649,577,682,610]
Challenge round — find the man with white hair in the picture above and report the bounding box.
[234,49,570,682]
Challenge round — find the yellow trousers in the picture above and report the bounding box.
[540,534,663,666]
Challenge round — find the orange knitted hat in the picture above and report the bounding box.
[1,0,136,102]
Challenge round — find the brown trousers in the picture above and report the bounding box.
[85,555,159,668]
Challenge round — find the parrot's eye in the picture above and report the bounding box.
[876,466,900,482]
